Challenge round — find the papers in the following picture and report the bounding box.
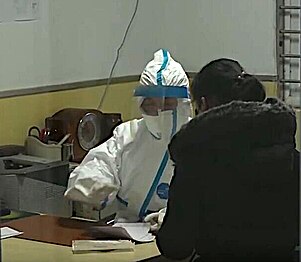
[113,223,155,242]
[72,240,135,253]
[1,227,23,239]
[0,0,40,23]
[88,223,155,243]
[14,0,40,21]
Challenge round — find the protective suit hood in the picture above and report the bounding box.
[135,49,191,139]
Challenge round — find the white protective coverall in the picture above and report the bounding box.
[64,49,191,222]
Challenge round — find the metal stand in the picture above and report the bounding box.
[276,0,301,106]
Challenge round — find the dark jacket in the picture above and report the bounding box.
[157,98,299,262]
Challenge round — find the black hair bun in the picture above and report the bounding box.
[234,74,266,102]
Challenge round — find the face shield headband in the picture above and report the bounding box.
[134,85,190,99]
[134,85,190,140]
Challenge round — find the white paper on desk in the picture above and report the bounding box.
[1,227,23,239]
[113,223,155,243]
[72,240,135,252]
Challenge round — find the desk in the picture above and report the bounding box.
[2,238,160,262]
[1,215,163,262]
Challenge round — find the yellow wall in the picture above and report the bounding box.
[0,81,139,145]
[0,80,299,150]
[263,82,278,98]
[295,109,300,151]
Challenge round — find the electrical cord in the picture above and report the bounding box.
[97,0,140,110]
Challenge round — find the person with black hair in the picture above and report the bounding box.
[157,58,299,261]
[191,58,266,113]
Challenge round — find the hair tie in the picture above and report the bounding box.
[237,71,246,79]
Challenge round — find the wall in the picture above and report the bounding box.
[0,0,276,92]
[158,0,277,75]
[0,82,138,145]
[0,0,51,91]
[0,1,296,149]
[3,81,299,151]
[295,109,300,150]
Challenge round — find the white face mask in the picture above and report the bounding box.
[142,110,175,140]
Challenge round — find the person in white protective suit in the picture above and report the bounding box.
[64,49,192,230]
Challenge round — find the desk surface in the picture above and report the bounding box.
[2,237,161,262]
[0,214,166,262]
[2,214,96,246]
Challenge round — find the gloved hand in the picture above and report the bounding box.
[144,208,166,232]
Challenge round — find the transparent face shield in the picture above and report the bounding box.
[133,85,192,140]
